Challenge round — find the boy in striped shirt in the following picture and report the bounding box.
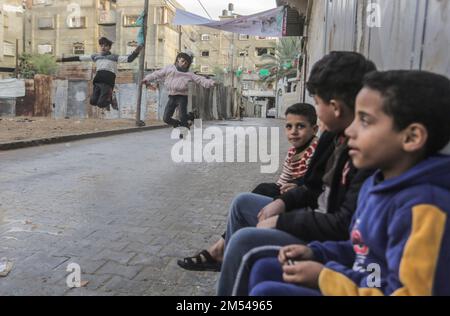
[252,103,319,198]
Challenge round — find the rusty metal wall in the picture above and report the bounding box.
[33,75,53,117]
[15,79,35,116]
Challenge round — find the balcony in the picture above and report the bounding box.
[98,10,116,25]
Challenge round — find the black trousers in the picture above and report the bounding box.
[164,95,188,128]
[90,83,113,108]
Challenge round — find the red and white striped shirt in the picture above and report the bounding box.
[277,138,318,186]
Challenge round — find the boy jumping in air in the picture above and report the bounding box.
[142,50,215,138]
[57,37,143,111]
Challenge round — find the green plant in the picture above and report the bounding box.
[259,37,303,85]
[213,66,226,84]
[18,53,58,79]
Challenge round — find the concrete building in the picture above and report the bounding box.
[23,0,197,71]
[0,0,25,78]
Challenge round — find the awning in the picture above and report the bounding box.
[174,6,304,37]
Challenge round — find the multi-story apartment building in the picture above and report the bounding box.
[195,11,277,109]
[195,12,277,80]
[24,0,197,71]
[0,0,25,78]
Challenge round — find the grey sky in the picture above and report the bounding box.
[174,0,278,19]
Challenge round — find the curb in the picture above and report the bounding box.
[0,124,170,151]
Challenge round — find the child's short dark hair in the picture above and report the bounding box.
[99,37,113,47]
[306,51,377,110]
[285,103,317,126]
[363,70,450,155]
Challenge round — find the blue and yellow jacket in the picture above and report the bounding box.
[309,155,450,296]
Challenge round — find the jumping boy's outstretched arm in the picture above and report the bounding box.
[142,65,171,85]
[56,45,143,63]
[117,45,144,63]
[189,73,215,89]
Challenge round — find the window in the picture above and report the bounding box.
[38,44,53,54]
[3,14,9,28]
[38,16,54,29]
[201,51,210,57]
[200,65,210,73]
[123,15,139,27]
[98,0,116,11]
[201,34,210,41]
[73,42,85,55]
[238,34,249,40]
[68,16,87,28]
[155,6,172,25]
[3,42,15,56]
[239,50,249,57]
[256,47,275,56]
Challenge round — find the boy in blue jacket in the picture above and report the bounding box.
[248,70,450,296]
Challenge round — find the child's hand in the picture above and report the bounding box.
[257,199,286,222]
[278,245,314,265]
[282,261,324,288]
[256,215,278,229]
[280,183,298,194]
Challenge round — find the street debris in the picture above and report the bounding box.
[0,258,14,277]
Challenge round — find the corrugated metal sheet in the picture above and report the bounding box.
[0,98,15,116]
[421,0,450,77]
[115,83,147,119]
[33,75,52,116]
[52,80,68,119]
[15,79,35,116]
[364,0,422,70]
[325,0,358,52]
[67,81,88,118]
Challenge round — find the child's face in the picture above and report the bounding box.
[100,44,111,54]
[313,95,340,133]
[177,57,189,70]
[345,88,404,174]
[285,114,317,149]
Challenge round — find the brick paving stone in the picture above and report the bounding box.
[0,119,288,296]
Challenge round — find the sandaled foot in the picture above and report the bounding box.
[177,250,221,272]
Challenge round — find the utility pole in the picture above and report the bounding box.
[227,3,237,118]
[178,25,182,52]
[136,0,149,127]
[15,39,19,78]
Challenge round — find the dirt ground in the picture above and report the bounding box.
[0,117,163,143]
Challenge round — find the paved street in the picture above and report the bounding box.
[0,118,289,296]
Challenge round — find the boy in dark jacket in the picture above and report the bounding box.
[217,51,377,296]
[249,70,450,296]
[57,37,142,110]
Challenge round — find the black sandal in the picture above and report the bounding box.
[177,250,221,272]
